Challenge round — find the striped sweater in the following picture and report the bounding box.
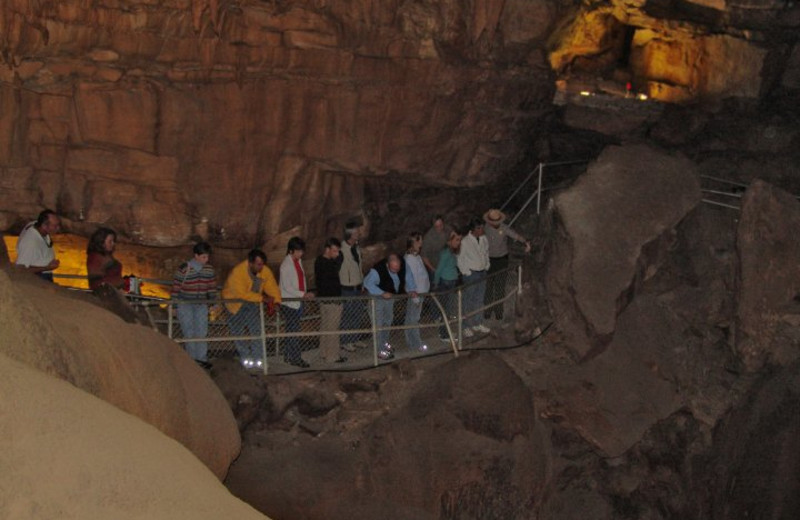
[171,261,217,301]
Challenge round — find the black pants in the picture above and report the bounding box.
[484,255,508,319]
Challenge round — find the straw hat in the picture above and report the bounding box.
[483,208,506,225]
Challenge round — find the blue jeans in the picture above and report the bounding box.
[371,297,395,348]
[230,303,262,361]
[435,279,458,338]
[404,296,423,348]
[280,304,304,362]
[177,302,209,362]
[462,270,486,328]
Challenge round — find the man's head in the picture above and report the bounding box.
[483,208,506,228]
[323,237,341,259]
[35,209,61,236]
[193,241,212,265]
[287,236,306,260]
[247,249,267,274]
[467,217,485,237]
[344,222,360,245]
[387,253,402,273]
[433,214,444,232]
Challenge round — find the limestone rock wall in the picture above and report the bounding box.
[0,0,557,247]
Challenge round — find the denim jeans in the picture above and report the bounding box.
[370,297,395,348]
[462,270,486,328]
[280,304,304,363]
[404,296,424,349]
[177,302,209,362]
[229,303,262,361]
[340,287,366,345]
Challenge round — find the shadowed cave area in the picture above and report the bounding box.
[2,0,800,519]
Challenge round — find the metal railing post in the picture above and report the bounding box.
[370,298,379,367]
[259,301,268,374]
[457,287,463,350]
[275,307,282,360]
[518,264,523,295]
[167,301,174,339]
[536,162,544,215]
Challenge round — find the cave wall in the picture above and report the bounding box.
[0,0,559,248]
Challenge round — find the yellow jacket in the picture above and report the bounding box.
[222,260,281,315]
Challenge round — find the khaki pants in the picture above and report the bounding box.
[319,302,343,362]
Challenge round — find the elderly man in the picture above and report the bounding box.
[16,209,61,282]
[222,249,281,369]
[483,208,530,321]
[363,252,416,360]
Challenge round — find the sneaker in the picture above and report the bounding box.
[383,342,394,353]
[353,341,370,349]
[439,336,450,343]
[473,324,491,334]
[241,358,254,368]
[378,349,394,360]
[254,359,263,368]
[341,343,357,352]
[418,344,429,352]
[462,328,474,338]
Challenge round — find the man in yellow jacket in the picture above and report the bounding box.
[222,249,281,368]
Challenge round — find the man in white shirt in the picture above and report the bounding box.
[16,209,61,282]
[279,236,314,368]
[457,217,491,337]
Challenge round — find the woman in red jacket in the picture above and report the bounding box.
[86,227,125,292]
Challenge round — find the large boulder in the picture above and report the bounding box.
[735,179,800,371]
[544,143,701,358]
[0,352,268,520]
[226,352,551,520]
[0,268,241,479]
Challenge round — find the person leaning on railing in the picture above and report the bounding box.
[170,242,216,368]
[363,252,417,361]
[221,249,281,369]
[15,209,61,282]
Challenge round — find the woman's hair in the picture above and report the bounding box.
[87,227,117,255]
[406,231,422,252]
[193,241,212,256]
[448,230,462,251]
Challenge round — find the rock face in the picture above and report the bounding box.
[701,361,800,519]
[735,179,800,371]
[0,352,269,520]
[544,143,701,358]
[0,267,241,480]
[225,353,550,520]
[0,0,556,248]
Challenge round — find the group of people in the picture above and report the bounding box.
[13,207,530,371]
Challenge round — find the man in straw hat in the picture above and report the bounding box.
[483,208,531,321]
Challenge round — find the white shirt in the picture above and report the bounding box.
[404,253,430,293]
[457,232,490,275]
[15,222,55,270]
[279,255,306,310]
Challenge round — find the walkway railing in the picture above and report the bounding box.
[164,265,522,374]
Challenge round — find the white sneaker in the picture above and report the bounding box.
[462,328,474,338]
[418,344,429,352]
[255,359,263,368]
[474,324,491,334]
[241,359,254,368]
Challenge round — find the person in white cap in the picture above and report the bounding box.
[483,208,530,321]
